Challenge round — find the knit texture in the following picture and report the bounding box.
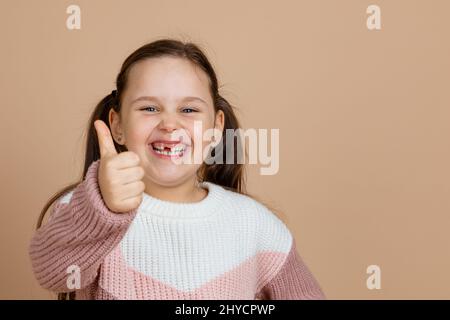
[29,160,326,300]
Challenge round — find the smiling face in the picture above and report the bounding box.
[109,56,224,188]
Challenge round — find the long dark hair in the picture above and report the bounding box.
[37,39,283,300]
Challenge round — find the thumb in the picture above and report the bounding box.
[94,120,118,158]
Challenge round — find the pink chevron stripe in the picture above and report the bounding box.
[98,246,288,299]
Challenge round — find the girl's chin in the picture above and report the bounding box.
[150,176,191,188]
[146,168,191,185]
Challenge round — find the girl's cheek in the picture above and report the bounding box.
[133,117,158,137]
[125,127,152,149]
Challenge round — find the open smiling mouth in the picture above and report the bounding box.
[149,141,188,158]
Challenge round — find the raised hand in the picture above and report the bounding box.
[94,120,145,213]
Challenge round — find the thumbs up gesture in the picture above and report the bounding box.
[94,120,146,213]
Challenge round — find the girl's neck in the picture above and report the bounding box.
[143,177,207,203]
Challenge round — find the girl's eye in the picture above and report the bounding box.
[182,107,198,113]
[141,106,158,112]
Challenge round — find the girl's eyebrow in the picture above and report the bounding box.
[131,95,208,105]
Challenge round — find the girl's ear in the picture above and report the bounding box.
[210,110,225,148]
[215,110,225,133]
[108,108,125,145]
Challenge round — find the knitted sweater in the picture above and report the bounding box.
[29,160,326,300]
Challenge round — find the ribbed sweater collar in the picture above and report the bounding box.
[138,181,226,219]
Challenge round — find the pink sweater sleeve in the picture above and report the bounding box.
[28,160,137,293]
[256,238,326,300]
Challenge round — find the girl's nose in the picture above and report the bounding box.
[157,114,179,132]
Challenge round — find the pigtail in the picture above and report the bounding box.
[36,91,119,300]
[198,94,247,194]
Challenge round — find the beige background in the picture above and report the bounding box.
[1,0,449,299]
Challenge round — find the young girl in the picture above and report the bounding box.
[29,39,326,300]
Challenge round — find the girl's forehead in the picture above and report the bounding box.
[127,57,210,89]
[124,57,213,105]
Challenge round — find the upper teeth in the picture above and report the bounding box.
[151,143,185,154]
[154,146,184,152]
